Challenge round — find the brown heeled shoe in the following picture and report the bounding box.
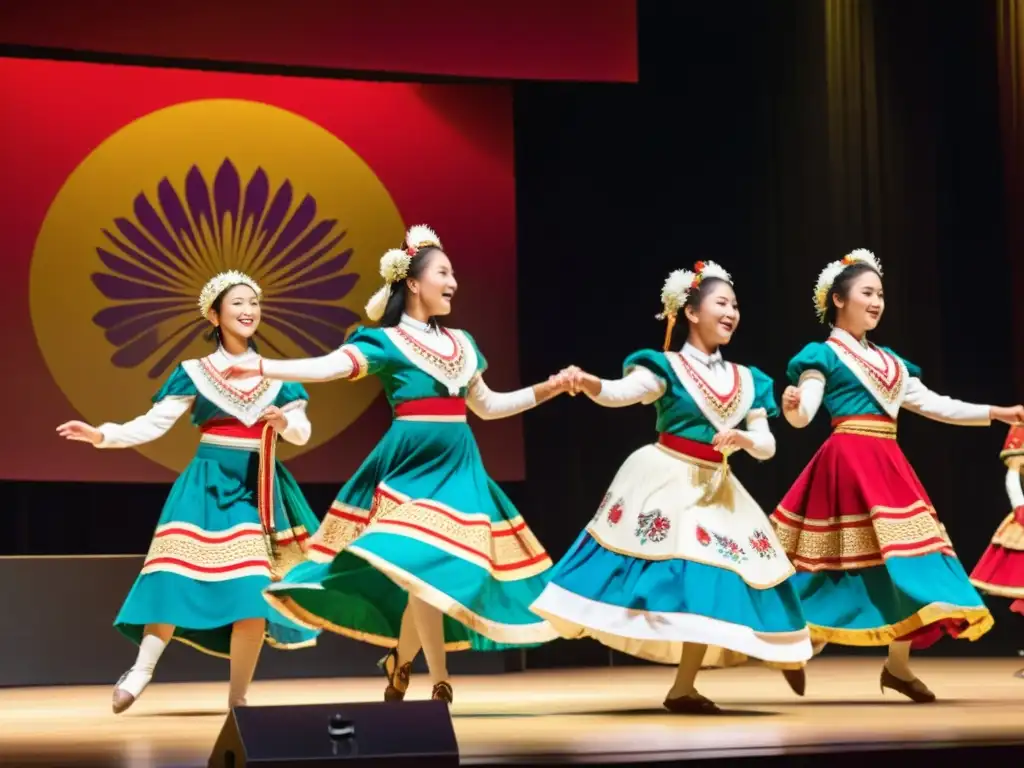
[431,681,454,704]
[663,691,722,714]
[378,649,411,702]
[781,668,806,696]
[880,666,935,703]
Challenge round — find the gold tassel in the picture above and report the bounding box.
[699,452,731,504]
[662,313,677,351]
[700,459,729,503]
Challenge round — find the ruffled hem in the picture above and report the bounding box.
[263,535,558,652]
[806,605,993,648]
[531,582,812,665]
[115,571,319,656]
[789,555,993,649]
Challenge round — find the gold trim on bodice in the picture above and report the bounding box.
[383,326,479,394]
[827,337,905,407]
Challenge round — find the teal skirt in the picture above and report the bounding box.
[265,417,558,651]
[532,529,811,665]
[115,440,321,657]
[789,553,992,647]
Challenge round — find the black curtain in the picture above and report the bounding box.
[515,0,1017,663]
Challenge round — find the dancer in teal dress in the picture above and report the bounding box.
[221,225,570,704]
[56,271,321,713]
[530,261,812,714]
[772,249,1023,701]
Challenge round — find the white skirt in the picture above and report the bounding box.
[531,443,811,665]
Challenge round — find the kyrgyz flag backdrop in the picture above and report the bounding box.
[0,57,522,482]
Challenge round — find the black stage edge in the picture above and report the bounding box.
[3,735,1021,767]
[483,745,1024,767]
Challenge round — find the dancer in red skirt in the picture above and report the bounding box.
[970,426,1024,624]
[771,249,1024,702]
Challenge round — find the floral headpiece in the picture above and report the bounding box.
[813,248,883,324]
[198,271,262,318]
[656,260,732,351]
[365,225,442,322]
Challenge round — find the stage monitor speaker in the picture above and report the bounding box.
[208,699,459,767]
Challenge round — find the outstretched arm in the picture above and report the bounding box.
[98,397,194,448]
[782,376,824,428]
[55,396,194,449]
[900,378,991,426]
[466,374,566,421]
[573,368,666,408]
[259,348,361,384]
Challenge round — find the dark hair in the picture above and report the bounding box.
[204,283,259,351]
[379,246,444,328]
[825,262,880,326]
[670,277,732,348]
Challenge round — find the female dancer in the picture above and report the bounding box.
[221,225,567,704]
[969,426,1024,624]
[56,272,321,713]
[530,261,813,714]
[772,249,1024,702]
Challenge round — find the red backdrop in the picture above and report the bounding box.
[0,56,524,482]
[0,0,637,83]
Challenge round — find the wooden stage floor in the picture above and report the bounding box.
[2,657,1024,767]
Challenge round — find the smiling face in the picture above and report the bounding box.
[407,249,458,317]
[833,269,884,336]
[684,279,739,348]
[208,284,260,343]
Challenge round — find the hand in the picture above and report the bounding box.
[556,366,602,397]
[56,420,103,445]
[222,361,263,380]
[712,429,753,454]
[1014,505,1024,526]
[782,385,801,413]
[991,405,1024,426]
[260,406,288,432]
[547,366,581,396]
[570,368,601,397]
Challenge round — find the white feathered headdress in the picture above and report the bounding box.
[656,260,732,351]
[364,225,443,322]
[813,248,883,324]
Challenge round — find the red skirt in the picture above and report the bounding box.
[772,416,954,569]
[771,415,989,648]
[970,512,1024,616]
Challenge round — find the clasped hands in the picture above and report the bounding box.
[546,365,598,397]
[543,365,752,453]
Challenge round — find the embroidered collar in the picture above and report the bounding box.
[826,327,905,415]
[830,327,870,350]
[681,342,724,367]
[215,345,258,365]
[400,313,436,334]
